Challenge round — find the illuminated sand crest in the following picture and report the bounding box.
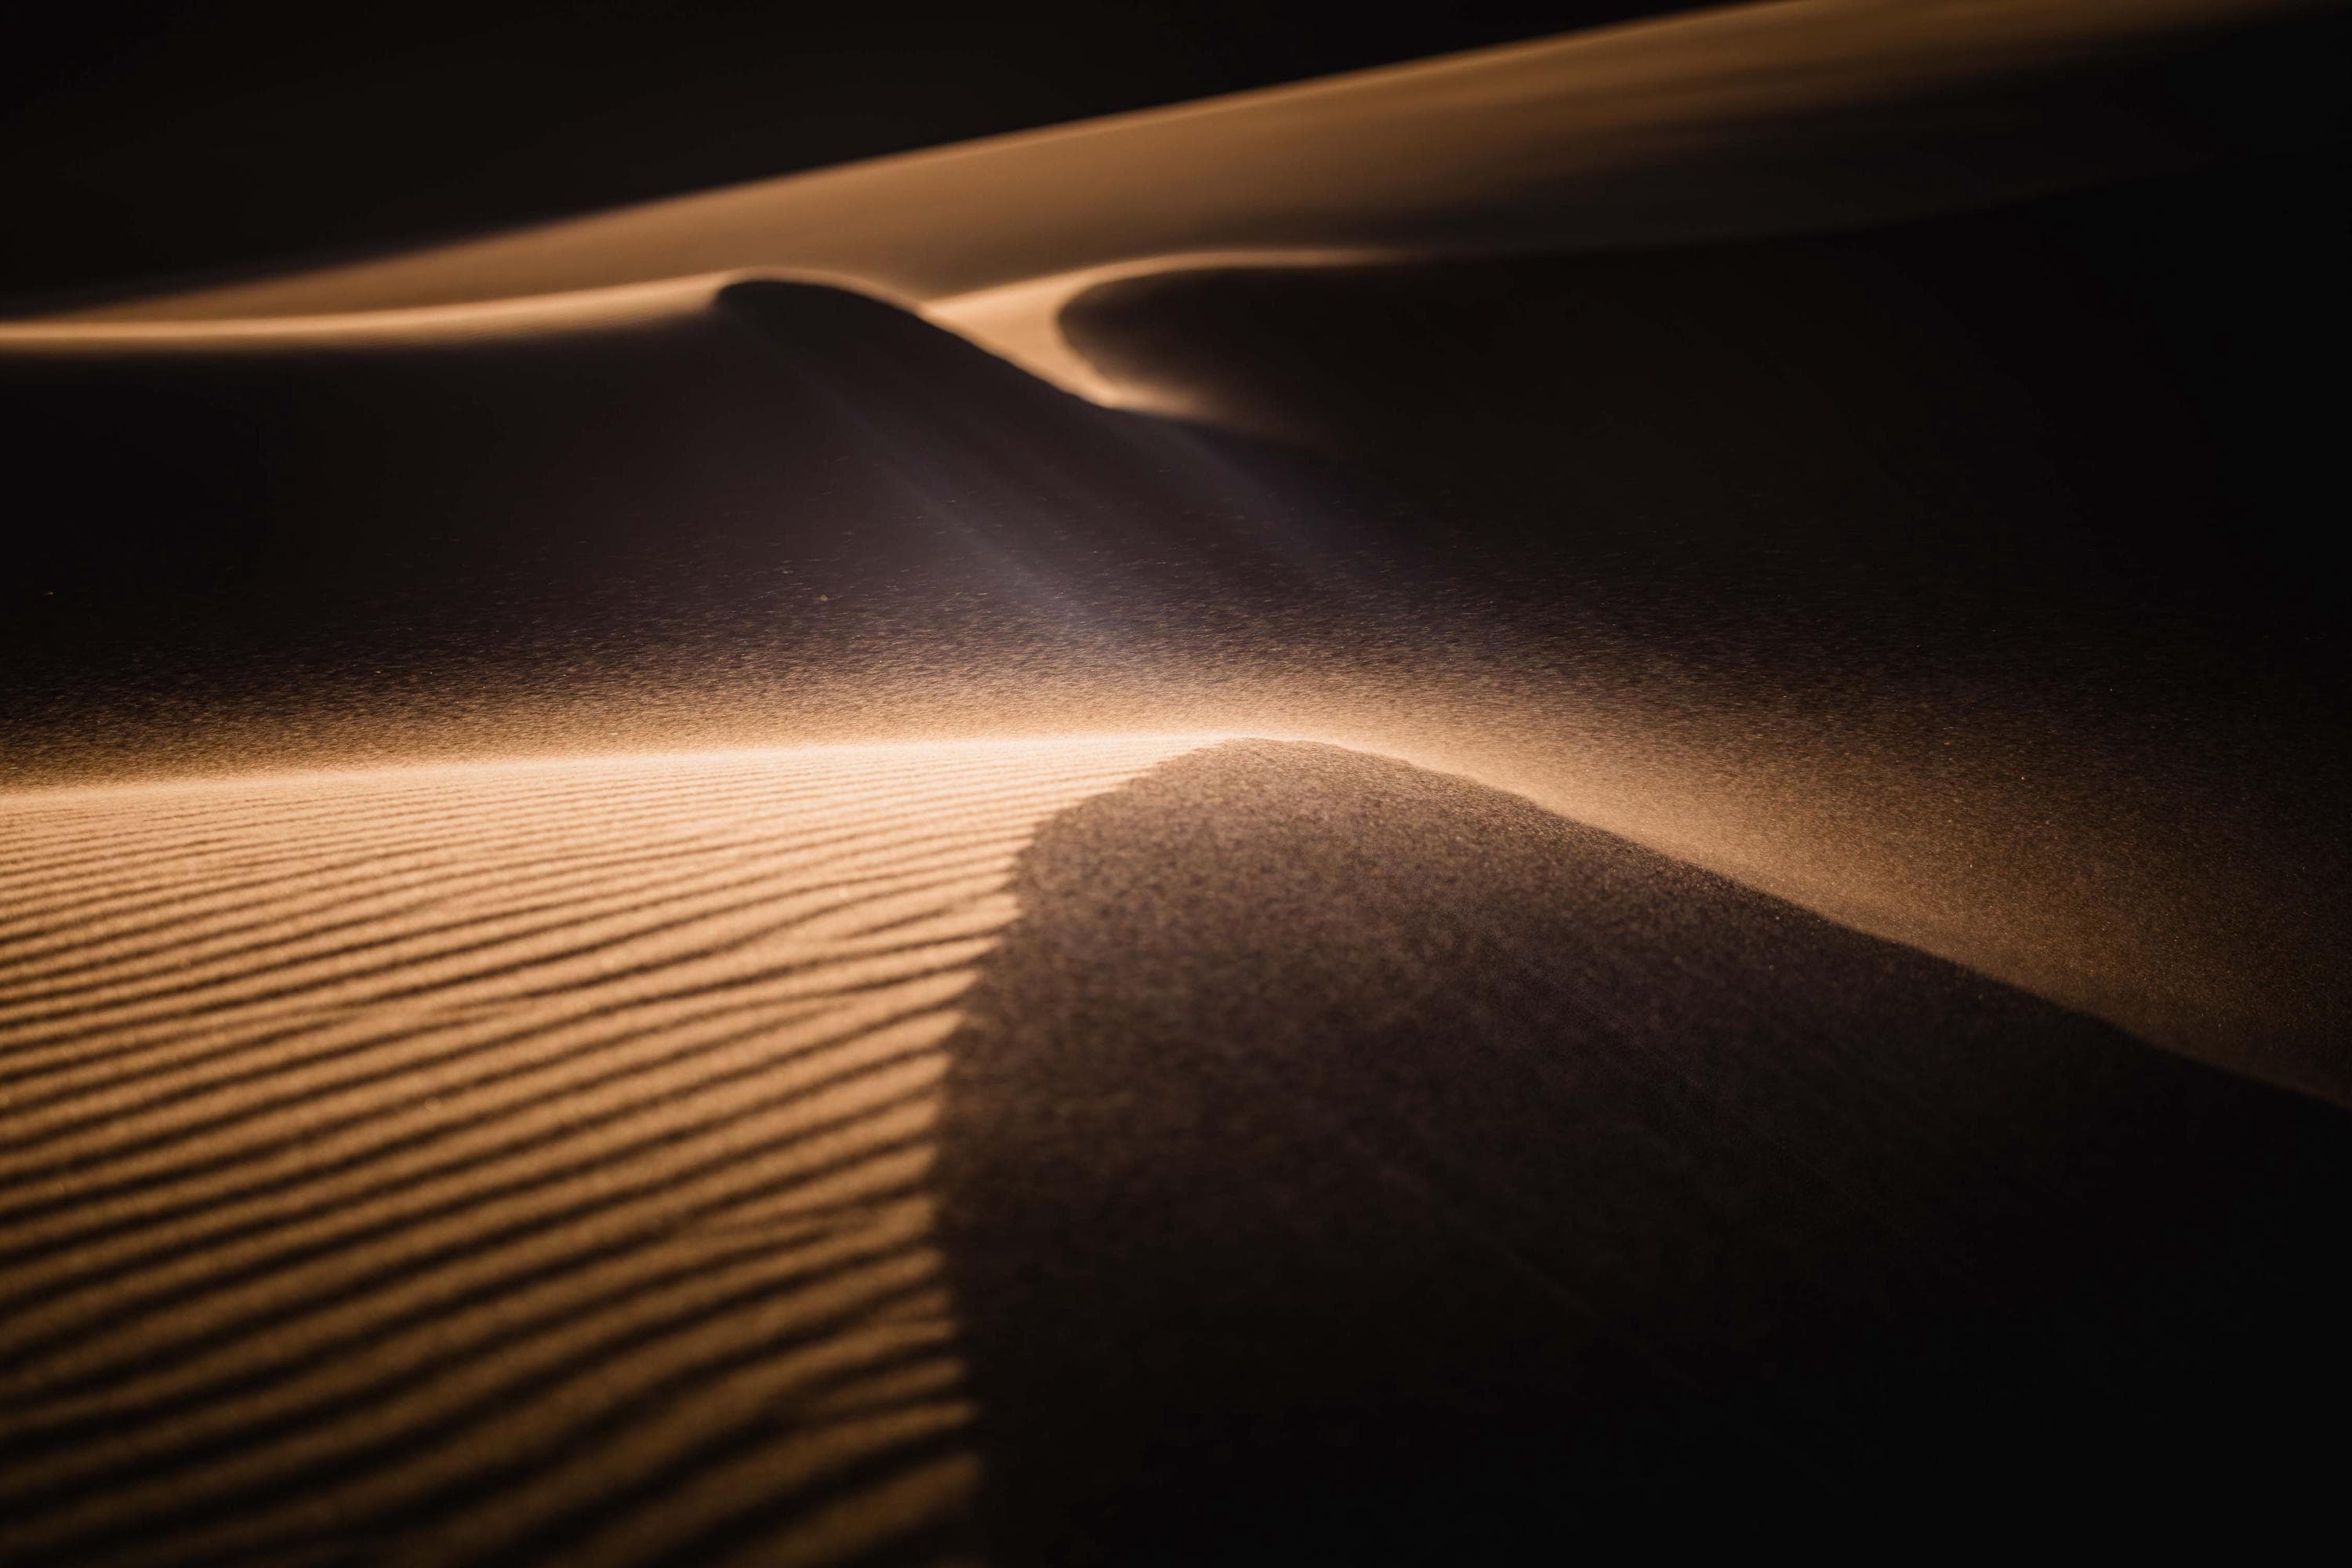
[0,735,1215,1566]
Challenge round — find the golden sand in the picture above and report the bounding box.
[0,735,1217,1565]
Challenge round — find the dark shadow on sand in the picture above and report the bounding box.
[933,740,2350,1559]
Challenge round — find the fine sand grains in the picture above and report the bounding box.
[0,735,1210,1567]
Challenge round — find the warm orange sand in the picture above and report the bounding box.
[2,0,2310,397]
[3,737,2343,1559]
[0,737,1215,1565]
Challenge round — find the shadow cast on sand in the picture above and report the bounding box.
[4,738,2347,1561]
[934,740,2351,1559]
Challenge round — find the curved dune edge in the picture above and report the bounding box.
[921,249,1397,412]
[0,0,2308,404]
[1265,720,2347,1109]
[0,251,1396,414]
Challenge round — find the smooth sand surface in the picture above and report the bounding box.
[937,741,2350,1552]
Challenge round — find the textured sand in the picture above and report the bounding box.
[4,737,2343,1559]
[0,1,2344,1555]
[936,741,2352,1552]
[0,736,1210,1565]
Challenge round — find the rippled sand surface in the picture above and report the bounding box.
[0,737,1210,1565]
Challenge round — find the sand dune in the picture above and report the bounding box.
[5,191,2345,1100]
[4,0,2327,396]
[2,3,2346,1552]
[938,740,2352,1549]
[5,0,2343,1109]
[3,736,2343,1558]
[0,735,1211,1566]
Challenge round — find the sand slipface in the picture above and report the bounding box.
[935,741,2352,1556]
[1,735,2345,1557]
[3,0,2345,1098]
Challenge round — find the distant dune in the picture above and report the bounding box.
[5,172,2347,1098]
[4,0,2330,376]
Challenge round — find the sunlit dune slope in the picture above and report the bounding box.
[1,8,2339,1551]
[3,735,2339,1557]
[0,735,1212,1566]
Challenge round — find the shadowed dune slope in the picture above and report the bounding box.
[1054,147,2352,1099]
[0,279,1304,637]
[0,735,1207,1566]
[0,281,1388,779]
[934,741,2352,1558]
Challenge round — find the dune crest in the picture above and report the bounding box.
[3,0,2314,405]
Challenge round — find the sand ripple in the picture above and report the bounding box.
[0,736,1207,1566]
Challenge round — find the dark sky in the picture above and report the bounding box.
[1,2,1705,311]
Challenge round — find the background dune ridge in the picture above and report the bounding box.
[5,0,2321,403]
[0,735,1213,1566]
